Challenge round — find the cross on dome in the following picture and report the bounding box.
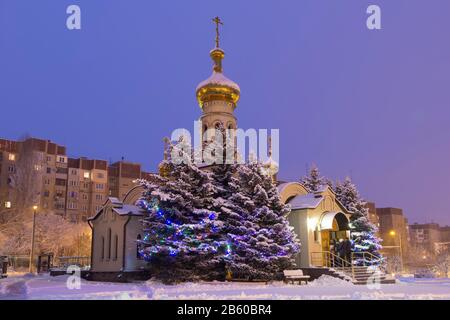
[212,16,223,48]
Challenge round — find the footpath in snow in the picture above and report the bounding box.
[1,273,450,300]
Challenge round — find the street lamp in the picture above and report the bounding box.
[389,230,404,273]
[29,205,38,273]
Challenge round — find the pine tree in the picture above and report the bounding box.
[138,130,300,283]
[301,164,329,192]
[214,160,300,280]
[335,177,383,266]
[137,140,227,283]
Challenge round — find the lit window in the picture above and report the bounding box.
[8,153,15,161]
[4,201,12,208]
[84,172,90,179]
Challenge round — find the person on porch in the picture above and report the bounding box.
[343,238,352,267]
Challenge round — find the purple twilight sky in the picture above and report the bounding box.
[1,0,450,225]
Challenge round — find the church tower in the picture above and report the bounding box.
[196,17,240,141]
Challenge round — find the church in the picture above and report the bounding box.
[87,18,351,281]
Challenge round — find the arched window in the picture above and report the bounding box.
[107,228,112,260]
[137,234,142,259]
[203,125,208,141]
[101,236,105,260]
[114,235,118,260]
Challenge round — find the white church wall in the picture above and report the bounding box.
[90,209,127,272]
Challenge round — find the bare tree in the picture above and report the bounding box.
[433,246,450,277]
[0,140,44,247]
[1,212,91,257]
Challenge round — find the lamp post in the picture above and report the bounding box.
[29,205,38,273]
[389,230,404,273]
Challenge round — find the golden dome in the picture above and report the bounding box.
[196,48,240,108]
[158,160,172,178]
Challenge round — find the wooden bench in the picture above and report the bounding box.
[283,269,310,285]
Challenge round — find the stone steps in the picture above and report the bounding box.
[330,266,396,285]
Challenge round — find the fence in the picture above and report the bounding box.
[7,255,31,271]
[54,256,90,269]
[7,255,90,271]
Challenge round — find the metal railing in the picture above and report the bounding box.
[310,251,353,278]
[351,251,384,267]
[311,251,386,281]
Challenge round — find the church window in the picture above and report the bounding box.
[101,236,105,260]
[203,125,208,141]
[114,235,118,260]
[107,228,112,260]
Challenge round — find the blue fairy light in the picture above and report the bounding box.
[225,243,232,256]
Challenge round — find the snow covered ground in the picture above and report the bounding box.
[1,273,450,300]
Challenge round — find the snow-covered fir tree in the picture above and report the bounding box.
[137,140,228,283]
[138,128,300,282]
[300,164,331,192]
[214,160,300,280]
[334,177,383,265]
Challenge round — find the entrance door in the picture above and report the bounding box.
[321,230,330,252]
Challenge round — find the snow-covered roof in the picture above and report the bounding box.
[88,200,144,221]
[196,71,240,92]
[109,197,123,208]
[277,182,293,193]
[112,204,144,216]
[315,185,329,193]
[287,193,323,210]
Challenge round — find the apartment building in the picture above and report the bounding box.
[365,201,380,230]
[0,137,67,219]
[409,223,441,254]
[440,226,450,243]
[0,137,159,224]
[108,161,151,201]
[376,207,409,258]
[0,139,20,222]
[67,157,109,223]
